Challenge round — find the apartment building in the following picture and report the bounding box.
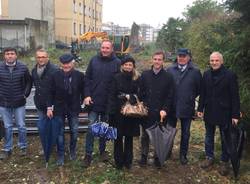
[139,24,154,43]
[0,0,103,43]
[55,0,103,43]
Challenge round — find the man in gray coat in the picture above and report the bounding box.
[166,48,202,165]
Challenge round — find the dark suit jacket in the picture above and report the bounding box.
[198,65,240,125]
[139,68,175,128]
[48,69,84,116]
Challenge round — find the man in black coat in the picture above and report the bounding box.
[32,48,58,122]
[83,40,120,167]
[47,54,84,166]
[0,47,32,159]
[197,51,240,176]
[166,48,202,165]
[139,51,175,167]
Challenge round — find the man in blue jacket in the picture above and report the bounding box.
[0,47,32,159]
[83,40,121,167]
[166,48,202,165]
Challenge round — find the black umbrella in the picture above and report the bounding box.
[221,123,245,178]
[37,117,61,167]
[146,119,177,166]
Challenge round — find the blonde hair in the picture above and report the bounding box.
[121,67,140,81]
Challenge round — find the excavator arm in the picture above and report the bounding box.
[79,32,108,42]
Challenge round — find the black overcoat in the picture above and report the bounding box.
[84,53,121,113]
[32,61,58,112]
[47,69,84,116]
[166,61,202,118]
[107,72,140,136]
[139,68,175,128]
[197,65,240,125]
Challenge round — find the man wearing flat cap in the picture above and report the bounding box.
[166,48,202,165]
[47,53,84,166]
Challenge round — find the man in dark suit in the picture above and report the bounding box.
[197,51,240,176]
[166,48,202,165]
[47,54,84,166]
[139,51,175,168]
[32,48,58,124]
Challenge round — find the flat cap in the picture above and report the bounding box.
[59,53,74,64]
[177,48,191,56]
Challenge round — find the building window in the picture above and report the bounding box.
[89,7,91,17]
[79,3,83,14]
[73,0,77,13]
[73,22,77,35]
[83,5,86,15]
[79,24,83,35]
[96,11,98,20]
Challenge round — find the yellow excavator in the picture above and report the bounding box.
[79,32,130,58]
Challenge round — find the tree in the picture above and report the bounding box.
[183,0,224,22]
[225,0,250,23]
[156,17,185,53]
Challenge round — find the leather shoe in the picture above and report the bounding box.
[180,155,188,165]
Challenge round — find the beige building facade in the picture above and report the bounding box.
[0,0,103,44]
[55,0,103,43]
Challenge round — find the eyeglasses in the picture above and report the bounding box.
[36,56,48,59]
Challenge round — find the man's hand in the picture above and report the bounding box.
[47,109,53,119]
[84,96,93,105]
[197,111,204,118]
[232,118,239,126]
[160,110,167,119]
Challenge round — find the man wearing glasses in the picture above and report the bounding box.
[32,48,58,122]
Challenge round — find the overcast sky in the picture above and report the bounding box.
[103,0,221,28]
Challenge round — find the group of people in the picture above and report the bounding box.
[0,40,240,176]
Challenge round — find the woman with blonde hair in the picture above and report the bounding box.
[107,56,141,169]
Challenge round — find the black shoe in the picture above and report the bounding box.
[69,151,77,160]
[154,157,162,168]
[82,155,92,168]
[100,151,109,162]
[19,148,27,156]
[139,155,147,167]
[115,164,123,170]
[56,156,64,166]
[0,150,12,160]
[124,163,132,170]
[219,161,230,176]
[180,155,188,165]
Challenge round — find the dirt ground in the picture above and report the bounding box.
[0,120,249,184]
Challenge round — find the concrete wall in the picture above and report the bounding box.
[8,0,42,20]
[5,0,55,43]
[0,18,48,50]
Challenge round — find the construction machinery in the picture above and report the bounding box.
[79,32,130,58]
